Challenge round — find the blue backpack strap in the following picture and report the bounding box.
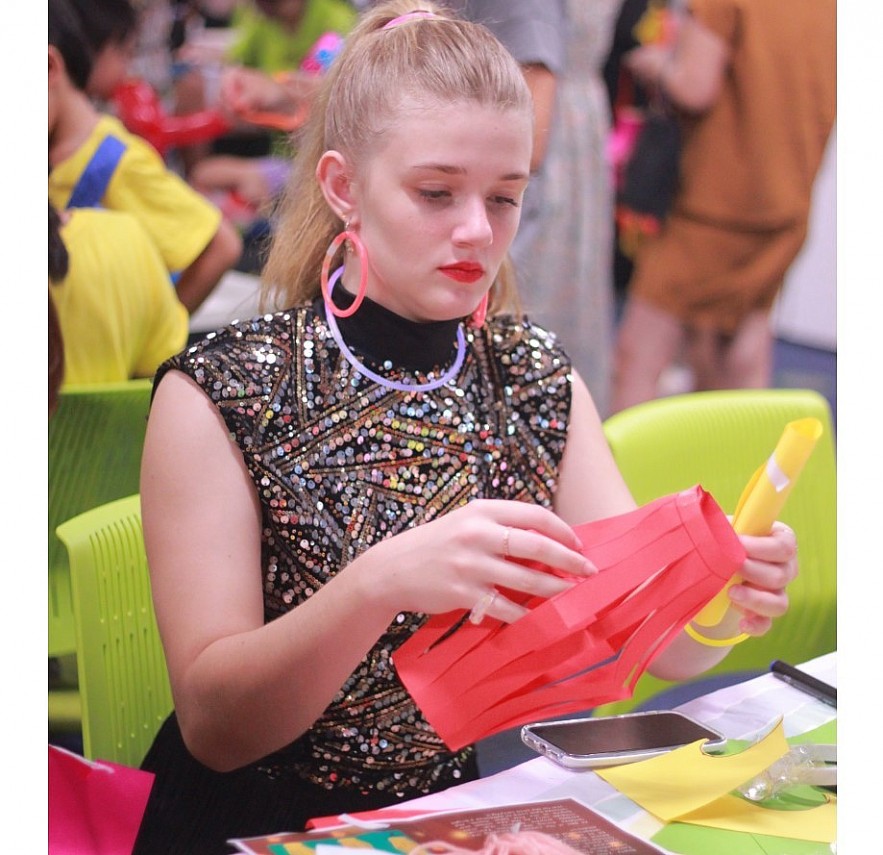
[66,135,126,209]
[65,132,183,286]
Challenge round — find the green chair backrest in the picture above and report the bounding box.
[49,380,153,657]
[56,494,173,767]
[594,388,837,715]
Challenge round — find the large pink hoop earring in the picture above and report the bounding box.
[320,230,368,318]
[469,292,489,329]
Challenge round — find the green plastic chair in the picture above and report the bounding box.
[49,379,153,659]
[56,494,173,767]
[49,380,154,732]
[593,388,837,715]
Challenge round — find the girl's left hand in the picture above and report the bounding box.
[729,522,799,636]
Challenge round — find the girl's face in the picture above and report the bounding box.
[348,99,532,323]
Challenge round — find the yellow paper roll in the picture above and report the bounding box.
[692,417,823,628]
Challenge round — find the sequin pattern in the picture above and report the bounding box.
[160,305,572,796]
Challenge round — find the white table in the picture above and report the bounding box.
[189,270,262,335]
[394,653,837,848]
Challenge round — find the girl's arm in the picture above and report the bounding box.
[625,13,729,114]
[142,370,595,771]
[142,370,398,770]
[554,371,637,525]
[521,63,558,172]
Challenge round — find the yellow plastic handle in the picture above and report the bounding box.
[692,417,823,628]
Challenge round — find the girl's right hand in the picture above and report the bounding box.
[355,499,597,625]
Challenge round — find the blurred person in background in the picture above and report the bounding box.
[611,0,836,412]
[173,0,358,268]
[448,0,622,418]
[49,0,243,312]
[48,200,189,385]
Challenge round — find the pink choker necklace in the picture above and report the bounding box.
[323,267,467,393]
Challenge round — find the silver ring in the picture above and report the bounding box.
[502,526,512,559]
[469,589,498,625]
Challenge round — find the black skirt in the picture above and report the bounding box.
[133,713,480,855]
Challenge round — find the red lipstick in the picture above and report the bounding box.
[439,262,484,284]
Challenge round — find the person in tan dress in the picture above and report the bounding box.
[611,0,836,412]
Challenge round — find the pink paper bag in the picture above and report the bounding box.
[49,745,154,855]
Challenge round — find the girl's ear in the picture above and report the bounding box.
[316,151,359,227]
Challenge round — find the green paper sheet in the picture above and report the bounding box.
[652,822,833,855]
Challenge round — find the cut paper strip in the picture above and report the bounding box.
[652,821,833,855]
[395,486,745,750]
[305,809,438,832]
[694,417,822,627]
[597,720,836,843]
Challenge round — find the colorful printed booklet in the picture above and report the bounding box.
[229,797,666,854]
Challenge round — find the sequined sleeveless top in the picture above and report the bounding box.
[158,299,572,798]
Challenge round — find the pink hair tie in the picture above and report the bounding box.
[383,10,437,29]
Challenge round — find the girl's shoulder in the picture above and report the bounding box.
[484,313,570,363]
[159,306,317,396]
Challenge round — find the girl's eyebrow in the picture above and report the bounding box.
[410,162,466,175]
[410,162,530,182]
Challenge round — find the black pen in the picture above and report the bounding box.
[770,660,837,708]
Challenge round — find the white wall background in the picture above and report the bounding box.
[773,123,837,351]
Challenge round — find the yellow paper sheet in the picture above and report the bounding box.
[596,720,835,843]
[676,792,836,840]
[694,417,823,626]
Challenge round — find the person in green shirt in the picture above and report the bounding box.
[228,0,357,74]
[183,1,359,266]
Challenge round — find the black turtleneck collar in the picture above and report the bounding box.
[315,284,464,374]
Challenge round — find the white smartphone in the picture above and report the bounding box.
[520,711,727,770]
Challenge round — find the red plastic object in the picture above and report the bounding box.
[112,78,231,156]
